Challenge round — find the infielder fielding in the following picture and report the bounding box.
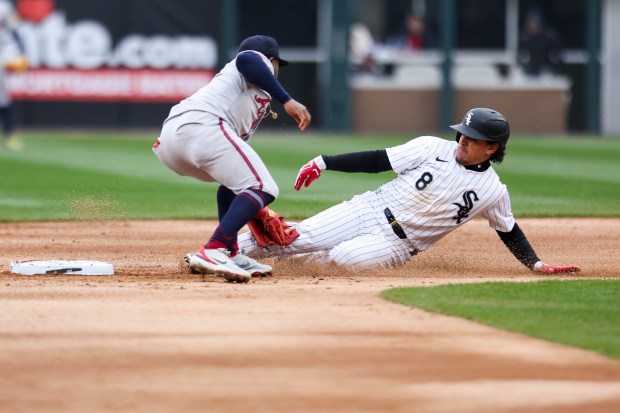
[238,108,580,274]
[154,35,311,282]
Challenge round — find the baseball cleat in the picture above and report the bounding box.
[186,247,251,283]
[184,254,201,274]
[231,253,273,277]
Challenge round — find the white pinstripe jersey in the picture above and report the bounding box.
[375,135,515,251]
[166,51,273,140]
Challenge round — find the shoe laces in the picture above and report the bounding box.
[216,248,232,257]
[232,253,255,266]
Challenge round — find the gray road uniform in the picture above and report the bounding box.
[154,50,279,197]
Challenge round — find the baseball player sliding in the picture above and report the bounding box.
[238,108,580,274]
[154,35,311,283]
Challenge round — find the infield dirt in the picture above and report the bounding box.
[1,218,620,413]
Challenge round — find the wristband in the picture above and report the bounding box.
[313,155,326,170]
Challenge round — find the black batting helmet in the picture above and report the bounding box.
[450,108,510,148]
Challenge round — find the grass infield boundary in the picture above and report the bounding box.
[381,279,620,360]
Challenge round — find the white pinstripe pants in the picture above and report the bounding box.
[238,192,414,269]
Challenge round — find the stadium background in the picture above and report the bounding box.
[2,2,620,412]
[7,0,620,135]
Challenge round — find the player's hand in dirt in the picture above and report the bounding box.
[294,156,324,190]
[534,261,581,274]
[284,99,311,132]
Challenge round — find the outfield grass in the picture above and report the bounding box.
[0,131,619,221]
[3,132,619,358]
[382,280,620,360]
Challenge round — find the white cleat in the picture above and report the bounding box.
[185,247,251,283]
[231,253,272,277]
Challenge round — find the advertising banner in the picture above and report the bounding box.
[2,0,223,127]
[8,0,218,103]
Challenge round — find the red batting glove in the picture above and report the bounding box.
[294,158,323,190]
[534,261,581,274]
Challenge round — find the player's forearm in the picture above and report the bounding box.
[236,52,291,104]
[322,150,392,173]
[496,222,540,270]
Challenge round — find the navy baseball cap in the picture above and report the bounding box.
[238,35,289,67]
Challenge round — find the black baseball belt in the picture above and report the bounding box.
[384,208,419,256]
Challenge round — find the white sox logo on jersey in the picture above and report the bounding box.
[452,190,479,224]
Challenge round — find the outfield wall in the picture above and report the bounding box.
[7,0,610,133]
[602,0,620,136]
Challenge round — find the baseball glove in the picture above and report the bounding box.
[247,207,299,247]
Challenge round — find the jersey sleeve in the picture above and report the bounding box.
[496,222,540,270]
[385,136,436,174]
[479,189,516,232]
[235,51,291,104]
[322,149,391,173]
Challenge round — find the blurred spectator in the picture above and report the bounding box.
[350,23,382,75]
[518,9,562,77]
[0,0,28,150]
[387,13,437,51]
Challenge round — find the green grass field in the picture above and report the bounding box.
[1,131,619,221]
[382,280,620,359]
[1,130,619,358]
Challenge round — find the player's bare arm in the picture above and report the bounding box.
[284,99,312,132]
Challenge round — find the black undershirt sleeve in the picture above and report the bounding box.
[496,222,540,270]
[322,150,392,173]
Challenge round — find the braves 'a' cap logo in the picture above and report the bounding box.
[465,111,473,126]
